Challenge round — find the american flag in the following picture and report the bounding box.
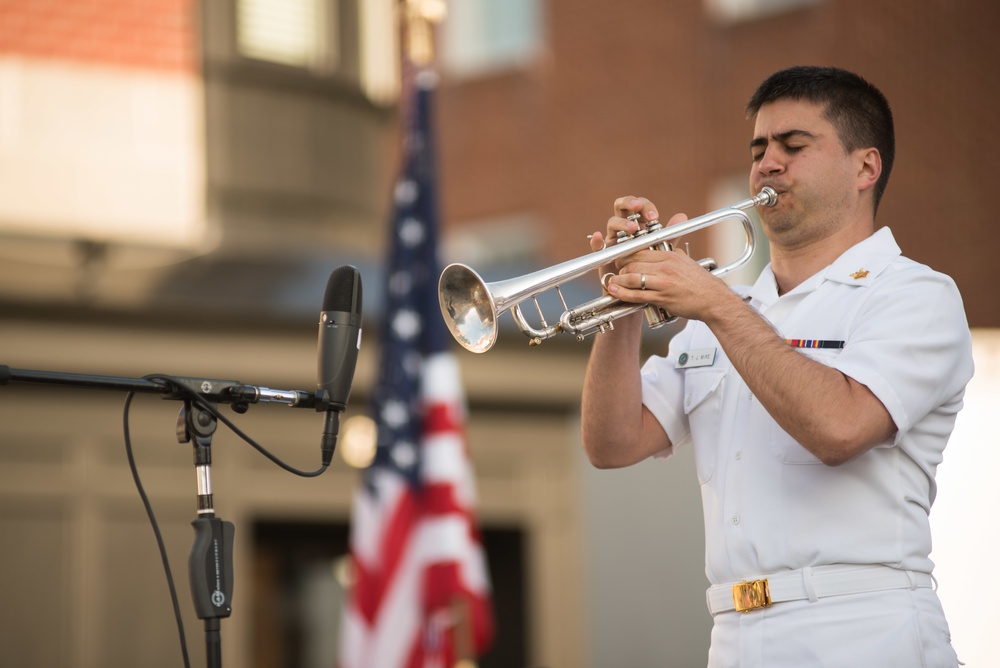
[339,70,494,668]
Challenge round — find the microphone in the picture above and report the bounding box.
[317,265,363,466]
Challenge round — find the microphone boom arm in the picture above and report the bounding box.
[0,365,327,412]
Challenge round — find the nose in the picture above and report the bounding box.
[756,144,784,176]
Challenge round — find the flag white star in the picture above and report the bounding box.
[393,309,422,341]
[399,217,426,247]
[389,270,413,297]
[394,179,418,206]
[391,441,418,470]
[381,399,409,429]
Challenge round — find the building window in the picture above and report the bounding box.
[236,0,336,71]
[233,0,399,104]
[705,0,823,24]
[441,0,543,78]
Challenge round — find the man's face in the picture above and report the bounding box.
[749,99,860,248]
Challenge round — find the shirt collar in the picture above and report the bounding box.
[748,227,901,305]
[822,226,900,286]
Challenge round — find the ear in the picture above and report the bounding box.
[856,148,881,193]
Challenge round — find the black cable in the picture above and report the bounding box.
[143,374,328,477]
[123,390,192,668]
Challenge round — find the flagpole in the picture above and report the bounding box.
[399,0,444,147]
[403,0,446,69]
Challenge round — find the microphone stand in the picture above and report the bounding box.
[0,365,326,668]
[182,396,233,668]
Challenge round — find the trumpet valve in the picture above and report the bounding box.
[698,257,719,271]
[644,304,677,329]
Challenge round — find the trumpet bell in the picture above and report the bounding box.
[438,263,499,353]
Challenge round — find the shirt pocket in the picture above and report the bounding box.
[768,348,842,465]
[683,368,727,483]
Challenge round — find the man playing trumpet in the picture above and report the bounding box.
[582,66,972,667]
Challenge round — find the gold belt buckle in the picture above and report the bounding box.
[732,579,772,613]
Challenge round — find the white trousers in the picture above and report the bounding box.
[707,588,959,668]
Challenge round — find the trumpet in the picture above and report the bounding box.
[438,187,777,353]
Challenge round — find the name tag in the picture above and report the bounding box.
[676,348,717,369]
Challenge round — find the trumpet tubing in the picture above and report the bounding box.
[438,187,777,353]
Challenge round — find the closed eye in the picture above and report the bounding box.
[749,129,815,162]
[752,144,804,162]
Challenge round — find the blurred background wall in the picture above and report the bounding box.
[0,1,996,667]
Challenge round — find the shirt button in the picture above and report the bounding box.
[735,451,742,460]
[731,515,741,526]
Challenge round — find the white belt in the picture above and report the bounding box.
[706,564,934,615]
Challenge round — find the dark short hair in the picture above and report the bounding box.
[746,66,895,214]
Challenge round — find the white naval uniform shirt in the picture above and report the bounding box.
[640,227,974,586]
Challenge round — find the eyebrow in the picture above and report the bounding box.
[749,129,817,150]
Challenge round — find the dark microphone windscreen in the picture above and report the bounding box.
[317,266,363,415]
[323,265,362,315]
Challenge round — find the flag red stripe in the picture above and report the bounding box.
[423,402,460,434]
[404,632,423,668]
[353,489,418,624]
[423,481,464,516]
